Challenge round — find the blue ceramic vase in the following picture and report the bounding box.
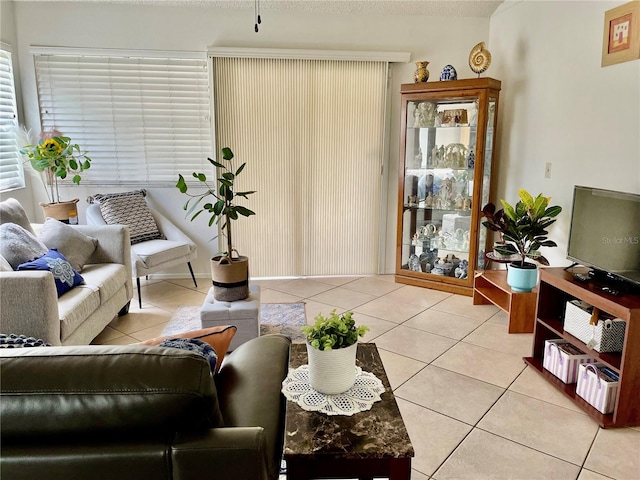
[440,65,458,81]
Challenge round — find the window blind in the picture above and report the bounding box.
[212,57,387,277]
[0,46,24,192]
[34,52,212,185]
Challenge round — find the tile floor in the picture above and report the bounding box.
[93,275,640,480]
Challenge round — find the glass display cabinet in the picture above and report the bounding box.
[395,78,501,295]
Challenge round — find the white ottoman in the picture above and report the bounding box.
[200,284,260,350]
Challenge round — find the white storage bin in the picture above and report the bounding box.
[576,363,619,414]
[564,300,625,353]
[543,339,597,384]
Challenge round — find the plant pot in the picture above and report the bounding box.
[507,262,538,292]
[39,199,79,224]
[210,255,249,302]
[306,342,357,394]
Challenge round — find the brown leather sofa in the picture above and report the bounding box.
[0,334,290,480]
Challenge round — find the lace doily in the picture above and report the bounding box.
[282,365,385,416]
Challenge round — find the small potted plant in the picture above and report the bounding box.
[301,310,369,394]
[481,189,562,292]
[20,129,91,223]
[176,147,256,302]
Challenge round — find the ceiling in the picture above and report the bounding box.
[14,0,505,18]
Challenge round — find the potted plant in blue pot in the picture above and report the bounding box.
[481,189,562,292]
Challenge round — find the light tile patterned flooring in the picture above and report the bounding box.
[93,275,640,480]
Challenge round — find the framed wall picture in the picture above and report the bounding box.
[602,1,640,67]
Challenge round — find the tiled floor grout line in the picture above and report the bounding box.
[113,279,637,479]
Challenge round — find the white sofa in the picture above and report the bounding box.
[0,199,133,346]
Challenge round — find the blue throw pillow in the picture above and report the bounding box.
[158,338,218,374]
[17,248,84,297]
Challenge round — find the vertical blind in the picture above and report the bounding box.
[34,52,212,185]
[0,46,24,192]
[212,57,387,277]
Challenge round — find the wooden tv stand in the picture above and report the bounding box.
[524,267,640,428]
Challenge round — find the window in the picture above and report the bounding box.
[0,44,24,192]
[33,49,212,185]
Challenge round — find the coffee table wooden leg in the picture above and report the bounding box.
[389,457,412,479]
[286,459,309,480]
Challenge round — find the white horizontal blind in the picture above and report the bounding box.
[213,57,386,277]
[34,53,212,185]
[0,46,24,192]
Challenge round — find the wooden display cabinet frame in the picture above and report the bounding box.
[524,268,640,428]
[395,78,501,296]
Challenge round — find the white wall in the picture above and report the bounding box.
[11,0,490,277]
[0,0,37,218]
[489,0,640,267]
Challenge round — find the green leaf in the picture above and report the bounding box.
[235,206,255,217]
[222,172,235,180]
[518,189,534,207]
[235,163,246,175]
[190,210,203,221]
[176,175,188,193]
[72,174,81,184]
[544,205,562,218]
[500,200,517,222]
[221,147,234,161]
[207,157,225,169]
[213,200,224,215]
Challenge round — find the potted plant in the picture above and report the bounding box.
[481,189,562,292]
[20,129,91,223]
[176,147,255,302]
[301,310,369,394]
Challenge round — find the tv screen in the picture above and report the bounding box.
[567,186,640,286]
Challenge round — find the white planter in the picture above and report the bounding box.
[306,342,357,394]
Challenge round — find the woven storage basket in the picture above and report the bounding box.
[210,255,249,302]
[564,300,625,353]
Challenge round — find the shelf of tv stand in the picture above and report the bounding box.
[535,315,622,371]
[527,267,640,428]
[523,357,615,428]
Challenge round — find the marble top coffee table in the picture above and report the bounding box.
[283,343,414,479]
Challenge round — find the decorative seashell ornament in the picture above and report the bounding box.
[469,42,492,75]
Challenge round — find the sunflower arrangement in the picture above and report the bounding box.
[20,130,92,204]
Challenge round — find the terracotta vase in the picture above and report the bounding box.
[414,61,430,83]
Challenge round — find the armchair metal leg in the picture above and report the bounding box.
[136,277,142,309]
[187,262,198,288]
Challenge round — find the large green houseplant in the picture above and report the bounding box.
[301,310,369,394]
[176,147,255,301]
[481,189,562,292]
[20,130,91,222]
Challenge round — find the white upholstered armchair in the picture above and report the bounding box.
[86,191,197,308]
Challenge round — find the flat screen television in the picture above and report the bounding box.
[567,186,640,288]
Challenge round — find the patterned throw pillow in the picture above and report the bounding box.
[158,338,218,374]
[92,190,164,245]
[140,325,237,374]
[17,249,84,297]
[0,334,50,348]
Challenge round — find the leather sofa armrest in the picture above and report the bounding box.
[215,334,291,480]
[172,428,269,480]
[0,271,61,345]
